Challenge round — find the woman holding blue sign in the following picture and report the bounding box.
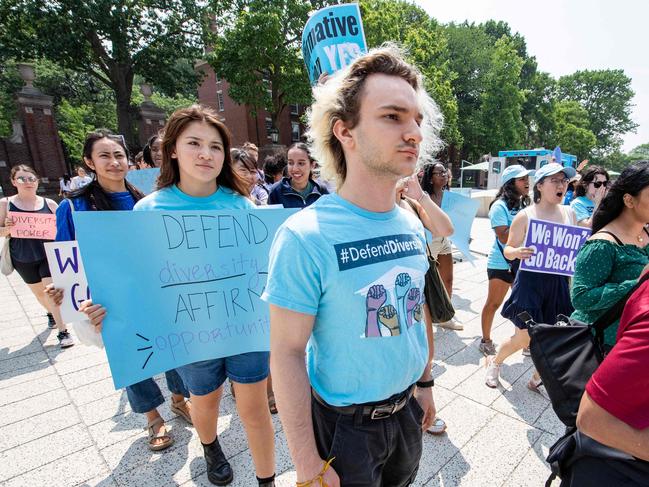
[570,165,609,227]
[571,161,649,347]
[479,165,532,356]
[82,106,276,487]
[53,130,193,452]
[486,163,577,390]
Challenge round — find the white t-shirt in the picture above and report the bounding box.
[70,175,92,191]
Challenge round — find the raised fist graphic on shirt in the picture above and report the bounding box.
[395,272,412,329]
[413,303,422,323]
[365,284,387,338]
[378,304,400,336]
[406,288,421,328]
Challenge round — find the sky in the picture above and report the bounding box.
[415,0,648,152]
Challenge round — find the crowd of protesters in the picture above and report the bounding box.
[1,45,647,487]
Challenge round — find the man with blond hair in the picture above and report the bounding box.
[262,45,443,486]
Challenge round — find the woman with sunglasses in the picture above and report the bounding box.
[571,166,609,227]
[571,161,649,348]
[0,165,71,346]
[485,163,578,390]
[421,163,462,330]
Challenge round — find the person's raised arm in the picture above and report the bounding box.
[270,305,340,486]
[404,175,453,237]
[503,211,534,261]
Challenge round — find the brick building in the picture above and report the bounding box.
[195,61,307,154]
[0,63,67,197]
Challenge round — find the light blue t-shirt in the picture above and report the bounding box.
[571,196,595,223]
[133,184,254,211]
[487,199,520,270]
[262,194,429,406]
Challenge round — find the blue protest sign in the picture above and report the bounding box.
[441,191,479,262]
[520,218,590,277]
[126,168,160,195]
[302,3,367,85]
[73,209,295,388]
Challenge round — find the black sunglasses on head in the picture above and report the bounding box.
[592,181,609,188]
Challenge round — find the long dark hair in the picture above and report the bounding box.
[142,134,160,167]
[288,142,315,180]
[421,162,446,194]
[490,179,530,210]
[592,161,649,233]
[69,129,144,210]
[157,105,248,196]
[263,153,287,185]
[575,165,609,197]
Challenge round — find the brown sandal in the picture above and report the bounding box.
[146,417,174,451]
[170,398,193,425]
[268,393,278,415]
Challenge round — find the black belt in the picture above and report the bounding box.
[312,385,415,420]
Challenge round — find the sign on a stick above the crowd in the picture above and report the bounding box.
[302,3,367,85]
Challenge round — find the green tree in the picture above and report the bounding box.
[551,100,597,159]
[208,0,330,138]
[598,150,629,173]
[478,37,525,155]
[520,70,556,148]
[0,60,23,137]
[443,22,497,160]
[556,69,637,156]
[360,0,461,149]
[0,0,207,147]
[628,143,649,162]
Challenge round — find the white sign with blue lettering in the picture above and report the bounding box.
[44,241,91,323]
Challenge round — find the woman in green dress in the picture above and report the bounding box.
[571,161,649,347]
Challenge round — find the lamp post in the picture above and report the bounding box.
[269,128,279,144]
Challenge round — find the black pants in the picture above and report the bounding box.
[561,456,649,487]
[311,393,424,486]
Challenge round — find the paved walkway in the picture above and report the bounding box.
[0,219,564,486]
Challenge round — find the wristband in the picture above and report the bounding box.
[416,378,435,388]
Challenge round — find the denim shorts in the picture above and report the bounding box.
[175,351,270,396]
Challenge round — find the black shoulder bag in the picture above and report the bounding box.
[521,269,649,428]
[403,197,455,323]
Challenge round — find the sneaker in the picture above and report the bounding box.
[522,347,531,356]
[46,313,56,329]
[479,339,497,356]
[57,330,74,349]
[485,357,502,388]
[437,318,463,331]
[426,417,447,435]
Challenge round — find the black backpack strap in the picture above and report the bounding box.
[595,230,624,246]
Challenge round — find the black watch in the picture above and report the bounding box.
[416,378,435,388]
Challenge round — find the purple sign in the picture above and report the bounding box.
[520,218,590,277]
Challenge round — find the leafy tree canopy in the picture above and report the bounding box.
[0,0,208,146]
[556,69,637,156]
